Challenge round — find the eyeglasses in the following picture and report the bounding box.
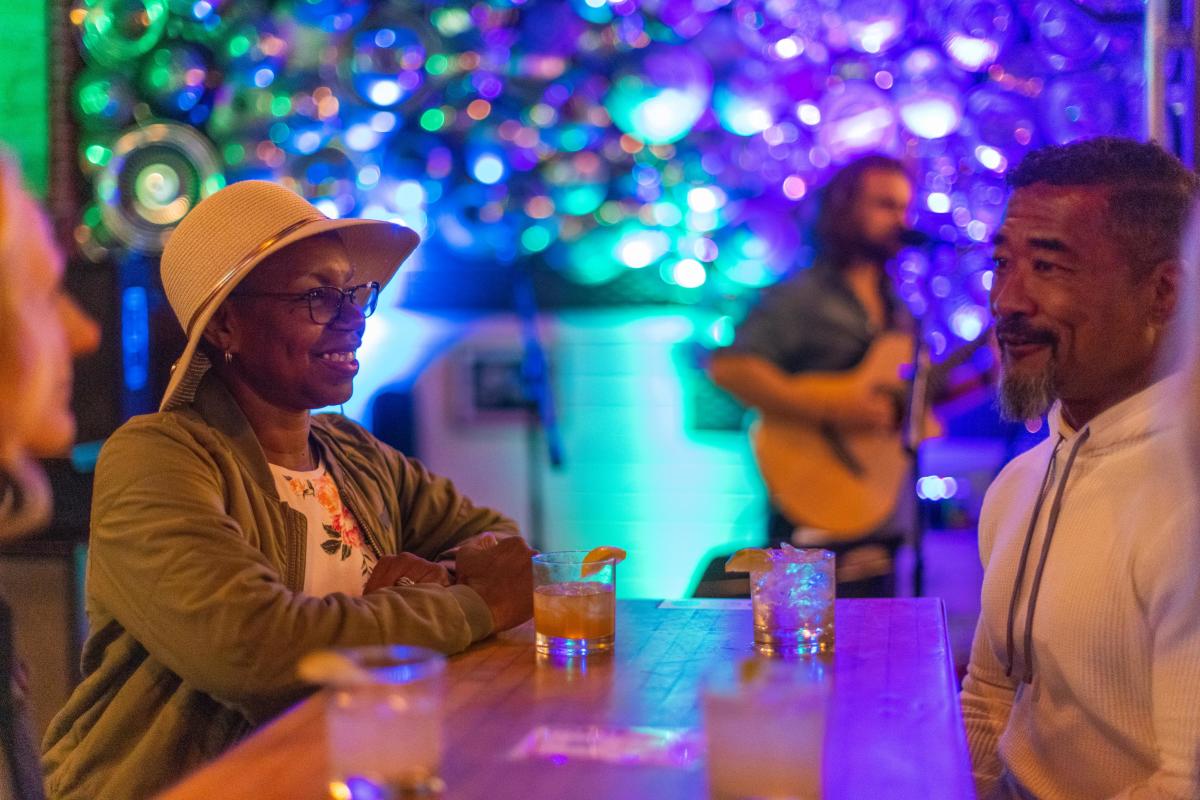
[232,281,380,324]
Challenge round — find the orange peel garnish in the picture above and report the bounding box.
[725,547,772,573]
[581,545,627,577]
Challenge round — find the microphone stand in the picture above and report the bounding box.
[512,267,564,552]
[905,331,932,597]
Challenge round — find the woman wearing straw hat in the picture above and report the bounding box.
[42,181,534,799]
[0,152,100,800]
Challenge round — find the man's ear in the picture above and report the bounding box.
[1148,259,1181,325]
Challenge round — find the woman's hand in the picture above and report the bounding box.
[456,536,536,632]
[364,553,452,594]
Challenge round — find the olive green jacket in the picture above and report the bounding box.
[43,376,514,799]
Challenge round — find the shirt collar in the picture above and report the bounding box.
[1046,371,1184,450]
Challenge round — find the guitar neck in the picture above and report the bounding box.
[920,332,991,403]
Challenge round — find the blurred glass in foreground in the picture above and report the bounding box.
[302,646,446,800]
[703,657,830,800]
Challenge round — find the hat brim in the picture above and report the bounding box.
[159,217,419,412]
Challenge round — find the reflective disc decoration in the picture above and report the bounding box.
[67,0,1144,347]
[96,122,224,252]
[338,12,441,110]
[73,0,170,68]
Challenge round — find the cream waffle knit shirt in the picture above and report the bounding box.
[961,375,1200,800]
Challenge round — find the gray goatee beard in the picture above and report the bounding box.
[997,359,1056,422]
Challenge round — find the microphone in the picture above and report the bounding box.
[898,228,934,247]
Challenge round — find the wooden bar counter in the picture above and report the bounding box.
[158,598,974,799]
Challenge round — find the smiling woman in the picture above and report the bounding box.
[42,181,537,800]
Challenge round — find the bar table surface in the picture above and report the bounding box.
[157,598,974,800]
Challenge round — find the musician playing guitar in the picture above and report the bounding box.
[709,155,919,598]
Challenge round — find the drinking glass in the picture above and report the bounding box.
[323,645,445,799]
[703,657,829,800]
[750,548,835,655]
[531,551,617,655]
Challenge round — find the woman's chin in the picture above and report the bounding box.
[307,384,355,410]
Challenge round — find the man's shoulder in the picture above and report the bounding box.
[987,436,1055,491]
[768,268,833,298]
[743,269,841,321]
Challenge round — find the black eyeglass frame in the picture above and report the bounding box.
[231,281,381,324]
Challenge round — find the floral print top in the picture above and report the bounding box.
[268,460,378,597]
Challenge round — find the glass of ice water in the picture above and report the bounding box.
[320,645,446,799]
[703,656,830,800]
[749,547,835,656]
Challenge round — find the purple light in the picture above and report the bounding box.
[938,0,1014,72]
[897,90,963,139]
[76,0,1147,349]
[1033,0,1110,72]
[818,81,897,159]
[1039,72,1121,144]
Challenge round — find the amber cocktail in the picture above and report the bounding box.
[532,551,617,655]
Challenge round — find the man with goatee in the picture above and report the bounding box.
[962,137,1200,800]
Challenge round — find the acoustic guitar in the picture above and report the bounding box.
[750,331,984,540]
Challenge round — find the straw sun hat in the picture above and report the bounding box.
[158,180,419,412]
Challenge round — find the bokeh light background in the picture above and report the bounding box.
[70,0,1144,357]
[66,0,1145,597]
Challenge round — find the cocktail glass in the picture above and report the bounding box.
[323,645,445,799]
[750,547,835,656]
[703,657,829,800]
[532,551,617,655]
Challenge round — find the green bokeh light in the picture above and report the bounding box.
[714,228,780,288]
[559,225,625,285]
[431,8,471,37]
[615,228,671,269]
[558,185,605,216]
[84,143,112,166]
[227,33,251,58]
[559,127,588,153]
[520,225,552,253]
[708,315,736,347]
[419,108,446,131]
[78,79,113,116]
[604,58,709,146]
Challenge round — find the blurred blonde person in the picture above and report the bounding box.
[1181,205,1200,478]
[0,153,100,538]
[0,153,99,800]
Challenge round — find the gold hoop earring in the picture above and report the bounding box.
[224,351,233,365]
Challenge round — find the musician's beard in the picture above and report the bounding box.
[858,235,903,265]
[997,359,1057,422]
